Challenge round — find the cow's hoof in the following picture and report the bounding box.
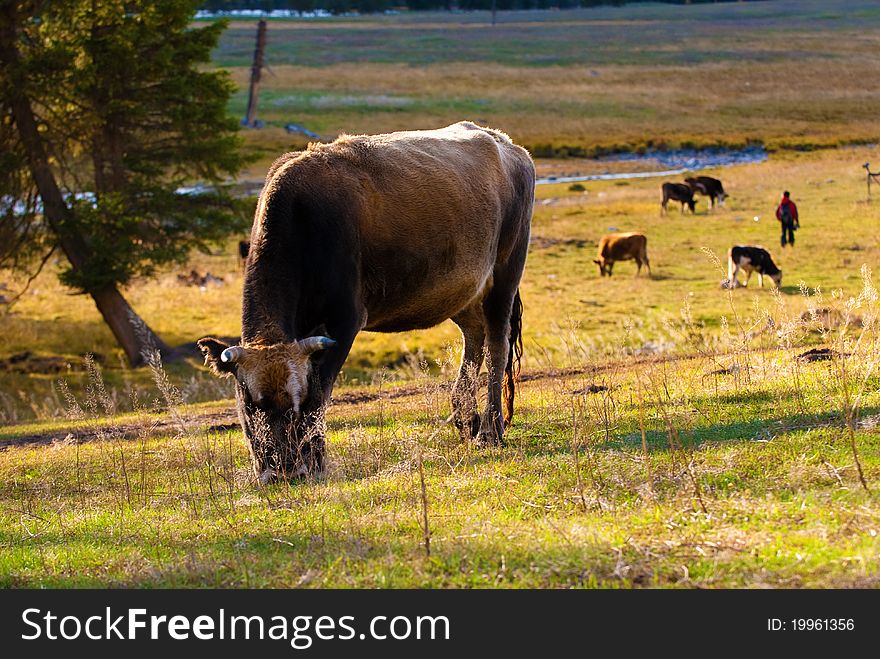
[258,465,323,484]
[477,428,504,447]
[470,414,481,440]
[456,413,480,442]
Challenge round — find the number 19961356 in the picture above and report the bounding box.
[768,618,854,631]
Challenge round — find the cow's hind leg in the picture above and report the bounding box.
[479,280,523,446]
[451,306,486,442]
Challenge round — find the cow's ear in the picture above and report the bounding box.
[197,337,237,377]
[593,259,601,265]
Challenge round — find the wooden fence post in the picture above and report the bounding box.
[243,19,267,128]
[864,163,880,200]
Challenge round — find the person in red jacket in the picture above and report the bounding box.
[775,191,799,247]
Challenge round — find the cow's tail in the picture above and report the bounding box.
[502,289,524,427]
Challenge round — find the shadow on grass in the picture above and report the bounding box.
[610,405,880,453]
[778,284,813,296]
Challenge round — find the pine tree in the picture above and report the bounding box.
[0,1,248,365]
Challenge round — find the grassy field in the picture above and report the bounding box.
[3,146,878,420]
[2,145,879,587]
[2,316,879,587]
[2,1,880,588]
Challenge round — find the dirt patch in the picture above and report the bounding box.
[706,364,749,377]
[796,347,850,362]
[0,409,238,450]
[0,363,604,449]
[530,236,591,250]
[800,308,862,331]
[0,348,801,450]
[570,384,609,395]
[176,270,225,288]
[0,351,106,375]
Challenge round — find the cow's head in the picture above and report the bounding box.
[197,336,336,484]
[717,191,727,206]
[687,198,697,213]
[770,271,782,288]
[593,257,612,277]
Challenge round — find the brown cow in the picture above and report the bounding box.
[198,122,535,483]
[594,232,651,277]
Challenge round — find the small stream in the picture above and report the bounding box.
[535,146,768,186]
[1,147,771,216]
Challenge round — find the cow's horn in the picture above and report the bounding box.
[220,346,246,363]
[298,336,337,354]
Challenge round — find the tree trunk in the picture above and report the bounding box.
[1,6,173,367]
[91,285,173,366]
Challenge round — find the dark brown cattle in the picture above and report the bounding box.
[685,176,727,209]
[198,122,535,483]
[594,232,651,277]
[727,245,782,289]
[661,182,697,214]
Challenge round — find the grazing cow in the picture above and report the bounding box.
[685,176,727,209]
[237,240,250,268]
[198,122,535,483]
[594,232,651,277]
[727,245,782,289]
[661,182,697,214]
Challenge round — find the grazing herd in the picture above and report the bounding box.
[660,175,727,214]
[598,173,784,292]
[206,123,789,482]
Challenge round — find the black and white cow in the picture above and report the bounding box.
[727,245,782,289]
[685,176,727,209]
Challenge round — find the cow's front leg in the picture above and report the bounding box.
[290,321,360,478]
[288,406,328,479]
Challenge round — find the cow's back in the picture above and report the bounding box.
[664,182,691,199]
[698,176,724,194]
[250,122,535,333]
[600,232,646,260]
[730,245,779,275]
